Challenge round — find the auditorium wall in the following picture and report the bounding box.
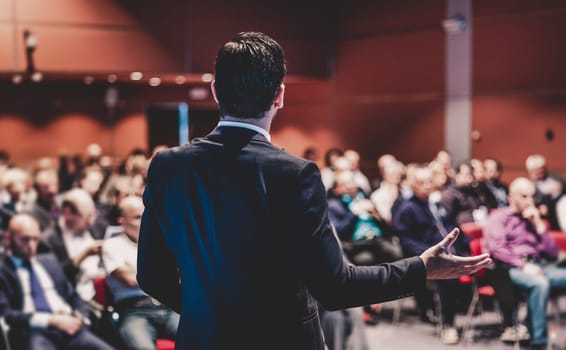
[1,0,566,181]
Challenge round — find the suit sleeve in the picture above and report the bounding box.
[137,156,182,313]
[0,274,33,330]
[293,163,426,311]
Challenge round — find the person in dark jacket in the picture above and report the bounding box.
[136,31,492,350]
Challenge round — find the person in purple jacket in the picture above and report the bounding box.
[483,177,566,349]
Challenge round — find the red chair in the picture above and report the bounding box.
[549,231,566,251]
[460,222,483,239]
[548,230,566,334]
[93,277,175,350]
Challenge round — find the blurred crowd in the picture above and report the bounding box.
[0,143,564,349]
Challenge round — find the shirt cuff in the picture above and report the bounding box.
[30,312,51,329]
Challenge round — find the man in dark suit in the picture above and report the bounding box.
[137,31,492,350]
[0,214,113,349]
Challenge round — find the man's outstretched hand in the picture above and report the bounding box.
[419,228,492,280]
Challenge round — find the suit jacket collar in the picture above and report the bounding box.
[217,120,271,141]
[207,125,271,146]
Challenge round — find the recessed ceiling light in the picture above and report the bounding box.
[31,71,43,82]
[130,72,143,81]
[175,75,186,84]
[149,77,161,87]
[12,74,23,84]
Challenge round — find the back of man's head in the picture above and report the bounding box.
[214,32,286,119]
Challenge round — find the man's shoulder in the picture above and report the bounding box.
[155,138,309,170]
[103,234,133,251]
[397,197,420,211]
[36,253,63,273]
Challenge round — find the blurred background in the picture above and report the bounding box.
[0,0,564,181]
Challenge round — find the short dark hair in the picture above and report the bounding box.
[214,32,286,119]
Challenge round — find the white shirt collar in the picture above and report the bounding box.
[217,120,271,142]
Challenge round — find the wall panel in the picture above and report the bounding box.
[16,0,137,26]
[473,95,566,181]
[29,26,180,72]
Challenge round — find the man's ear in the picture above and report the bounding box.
[210,81,219,104]
[273,84,285,109]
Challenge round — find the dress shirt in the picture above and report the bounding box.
[102,233,146,303]
[217,120,271,142]
[10,255,72,328]
[61,225,105,301]
[483,207,559,268]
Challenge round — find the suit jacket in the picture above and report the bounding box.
[137,126,426,350]
[0,253,89,334]
[38,223,85,286]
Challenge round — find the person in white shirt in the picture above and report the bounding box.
[39,189,106,303]
[102,196,179,349]
[344,150,372,196]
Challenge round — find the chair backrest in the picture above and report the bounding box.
[469,237,487,278]
[460,222,483,239]
[549,231,566,251]
[93,276,108,306]
[469,237,483,256]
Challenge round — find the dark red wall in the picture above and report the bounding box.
[472,0,566,181]
[2,0,566,182]
[333,0,446,179]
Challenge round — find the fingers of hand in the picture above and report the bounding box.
[441,228,459,248]
[461,257,493,274]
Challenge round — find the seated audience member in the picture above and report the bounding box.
[557,194,566,232]
[483,177,566,349]
[23,169,61,231]
[428,161,450,208]
[484,158,508,208]
[433,150,455,183]
[57,152,83,193]
[302,147,319,163]
[320,148,344,191]
[39,189,106,305]
[370,160,405,224]
[392,165,470,345]
[94,176,142,239]
[0,214,113,350]
[101,196,179,349]
[328,170,403,266]
[78,167,106,209]
[525,154,566,231]
[440,162,496,225]
[1,168,30,214]
[344,149,371,195]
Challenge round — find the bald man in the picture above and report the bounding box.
[483,177,566,348]
[102,196,178,349]
[0,214,113,349]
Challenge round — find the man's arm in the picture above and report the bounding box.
[111,266,138,287]
[137,158,181,313]
[102,241,138,287]
[292,163,490,311]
